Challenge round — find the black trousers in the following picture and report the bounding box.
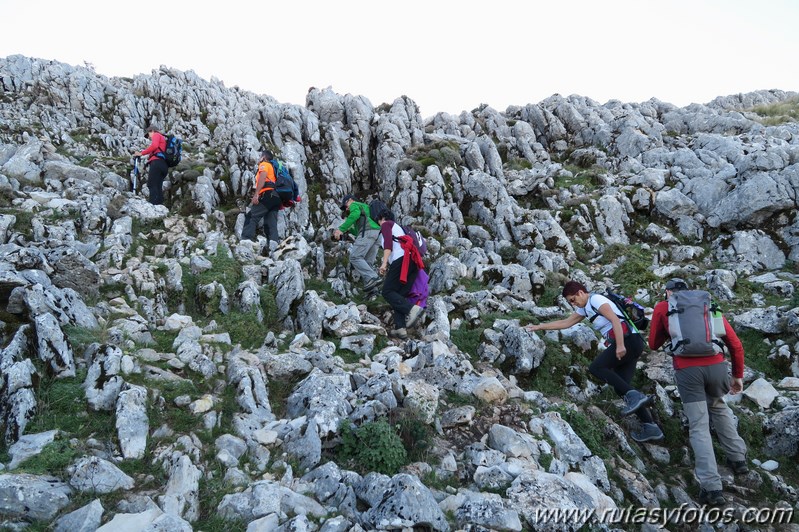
[147,159,168,205]
[589,332,654,423]
[381,258,419,329]
[242,192,282,242]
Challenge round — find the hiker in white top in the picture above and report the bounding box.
[526,280,664,443]
[373,206,422,340]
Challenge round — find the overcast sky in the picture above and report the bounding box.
[2,0,797,118]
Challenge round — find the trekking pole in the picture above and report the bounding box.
[130,156,141,194]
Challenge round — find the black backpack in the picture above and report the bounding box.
[368,199,393,222]
[588,290,649,332]
[270,158,300,207]
[162,134,183,167]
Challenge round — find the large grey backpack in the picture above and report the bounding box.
[666,290,724,356]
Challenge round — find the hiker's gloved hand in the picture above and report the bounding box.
[729,377,743,394]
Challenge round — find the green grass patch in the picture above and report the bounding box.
[732,407,765,455]
[63,324,109,352]
[305,277,345,305]
[26,369,116,441]
[516,338,581,398]
[213,308,272,350]
[451,310,532,362]
[443,391,479,408]
[334,343,363,364]
[736,328,781,380]
[552,405,611,459]
[422,470,461,491]
[0,208,35,240]
[268,374,304,419]
[750,96,799,125]
[506,157,532,171]
[601,243,657,294]
[555,165,599,189]
[143,378,202,439]
[194,460,247,531]
[149,328,180,353]
[459,278,485,293]
[13,438,78,476]
[537,271,568,307]
[450,325,481,360]
[173,246,281,348]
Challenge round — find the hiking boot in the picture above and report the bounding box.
[620,389,653,416]
[363,277,382,292]
[631,423,665,443]
[406,305,424,328]
[726,458,749,475]
[389,328,408,340]
[698,488,726,507]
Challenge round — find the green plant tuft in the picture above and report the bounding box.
[337,419,407,475]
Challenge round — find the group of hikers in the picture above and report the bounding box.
[228,145,428,339]
[333,193,427,340]
[531,279,749,507]
[135,130,749,508]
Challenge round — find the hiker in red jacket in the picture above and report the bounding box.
[648,278,749,507]
[134,125,168,205]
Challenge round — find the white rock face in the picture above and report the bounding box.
[116,384,149,459]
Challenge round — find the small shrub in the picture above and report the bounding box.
[498,245,519,262]
[390,408,435,463]
[538,452,553,470]
[337,419,407,475]
[506,157,532,171]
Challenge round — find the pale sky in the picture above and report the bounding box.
[2,0,797,118]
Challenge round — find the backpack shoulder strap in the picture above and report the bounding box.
[586,294,600,322]
[588,293,627,324]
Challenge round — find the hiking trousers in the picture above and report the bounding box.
[350,228,380,284]
[147,158,168,205]
[589,333,654,423]
[382,258,419,329]
[676,363,747,491]
[242,192,282,243]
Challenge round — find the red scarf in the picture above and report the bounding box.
[397,235,424,283]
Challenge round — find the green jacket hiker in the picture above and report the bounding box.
[334,195,382,291]
[338,200,380,236]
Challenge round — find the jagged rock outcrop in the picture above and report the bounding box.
[0,54,798,530]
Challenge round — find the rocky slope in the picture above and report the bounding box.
[0,54,797,531]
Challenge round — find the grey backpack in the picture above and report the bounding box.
[666,290,724,356]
